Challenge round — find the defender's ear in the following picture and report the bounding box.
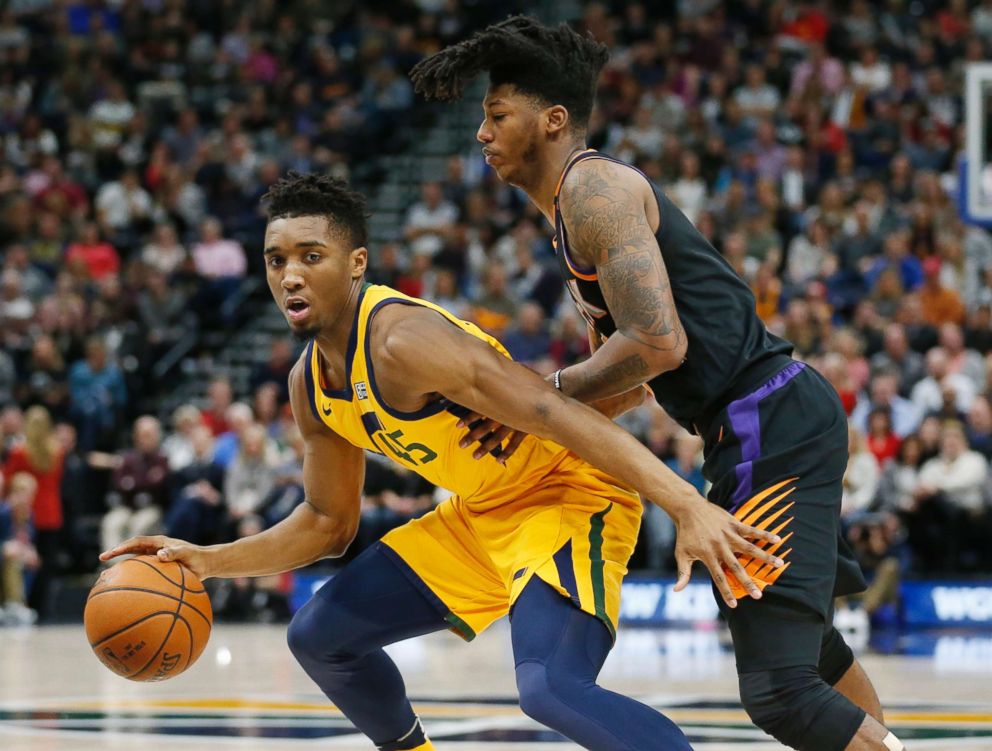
[545,105,570,138]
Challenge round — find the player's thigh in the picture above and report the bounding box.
[379,499,509,640]
[294,542,450,656]
[721,589,828,673]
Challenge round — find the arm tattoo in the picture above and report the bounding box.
[566,353,650,400]
[561,163,686,353]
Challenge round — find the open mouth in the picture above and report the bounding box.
[286,299,310,321]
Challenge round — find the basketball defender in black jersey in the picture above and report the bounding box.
[413,17,905,751]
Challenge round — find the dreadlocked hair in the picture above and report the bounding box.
[410,15,609,130]
[263,171,368,248]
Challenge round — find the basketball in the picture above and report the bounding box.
[84,555,213,682]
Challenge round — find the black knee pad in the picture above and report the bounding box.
[739,665,865,751]
[818,626,855,686]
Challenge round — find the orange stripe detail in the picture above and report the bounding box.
[728,479,802,599]
[565,254,599,281]
[755,549,794,581]
[741,488,796,527]
[752,501,795,532]
[731,478,795,522]
[769,517,792,537]
[718,425,724,442]
[738,528,794,571]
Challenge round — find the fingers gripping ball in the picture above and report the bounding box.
[84,555,213,681]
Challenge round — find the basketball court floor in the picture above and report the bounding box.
[2,620,992,750]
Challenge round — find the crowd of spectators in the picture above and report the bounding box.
[377,1,992,590]
[0,0,518,624]
[3,0,992,625]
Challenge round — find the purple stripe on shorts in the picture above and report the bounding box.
[726,361,806,511]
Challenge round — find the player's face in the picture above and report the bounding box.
[477,85,543,187]
[264,215,367,341]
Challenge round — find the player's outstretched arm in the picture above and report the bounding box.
[556,158,687,403]
[99,361,365,579]
[379,310,783,608]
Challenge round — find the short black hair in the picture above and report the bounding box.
[263,171,368,248]
[410,15,609,131]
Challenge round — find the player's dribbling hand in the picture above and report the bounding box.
[99,535,214,580]
[671,501,784,609]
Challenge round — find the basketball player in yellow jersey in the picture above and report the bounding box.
[102,173,782,751]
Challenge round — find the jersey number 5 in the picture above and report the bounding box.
[380,429,437,465]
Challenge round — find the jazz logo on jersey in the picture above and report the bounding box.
[355,381,368,400]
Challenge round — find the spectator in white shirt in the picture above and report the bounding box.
[669,152,707,225]
[618,107,664,161]
[974,0,992,36]
[88,80,136,149]
[843,424,880,520]
[95,168,152,236]
[733,64,780,126]
[785,218,833,288]
[915,422,988,514]
[850,47,891,94]
[939,322,986,394]
[911,347,976,416]
[852,368,923,438]
[403,181,458,257]
[140,222,187,277]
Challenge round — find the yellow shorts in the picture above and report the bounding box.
[379,461,641,640]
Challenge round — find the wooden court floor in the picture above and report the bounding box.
[2,622,991,750]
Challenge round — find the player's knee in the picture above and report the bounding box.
[739,666,864,751]
[286,597,321,664]
[287,595,351,667]
[515,660,571,727]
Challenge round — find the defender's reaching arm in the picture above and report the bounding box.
[377,306,781,608]
[556,157,687,402]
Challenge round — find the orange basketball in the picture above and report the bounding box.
[84,555,213,682]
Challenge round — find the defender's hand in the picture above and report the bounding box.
[671,501,784,608]
[457,413,527,463]
[100,535,215,580]
[458,384,652,462]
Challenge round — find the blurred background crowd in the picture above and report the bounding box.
[1,0,992,625]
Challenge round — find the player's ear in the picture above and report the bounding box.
[350,246,368,278]
[545,105,570,137]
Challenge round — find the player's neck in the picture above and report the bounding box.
[522,140,588,226]
[313,279,364,380]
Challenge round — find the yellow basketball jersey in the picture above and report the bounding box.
[304,283,611,510]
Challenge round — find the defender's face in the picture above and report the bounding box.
[477,84,542,186]
[264,215,366,340]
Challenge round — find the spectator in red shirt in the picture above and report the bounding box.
[65,222,120,281]
[867,408,902,467]
[3,406,63,620]
[201,376,234,436]
[32,157,88,221]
